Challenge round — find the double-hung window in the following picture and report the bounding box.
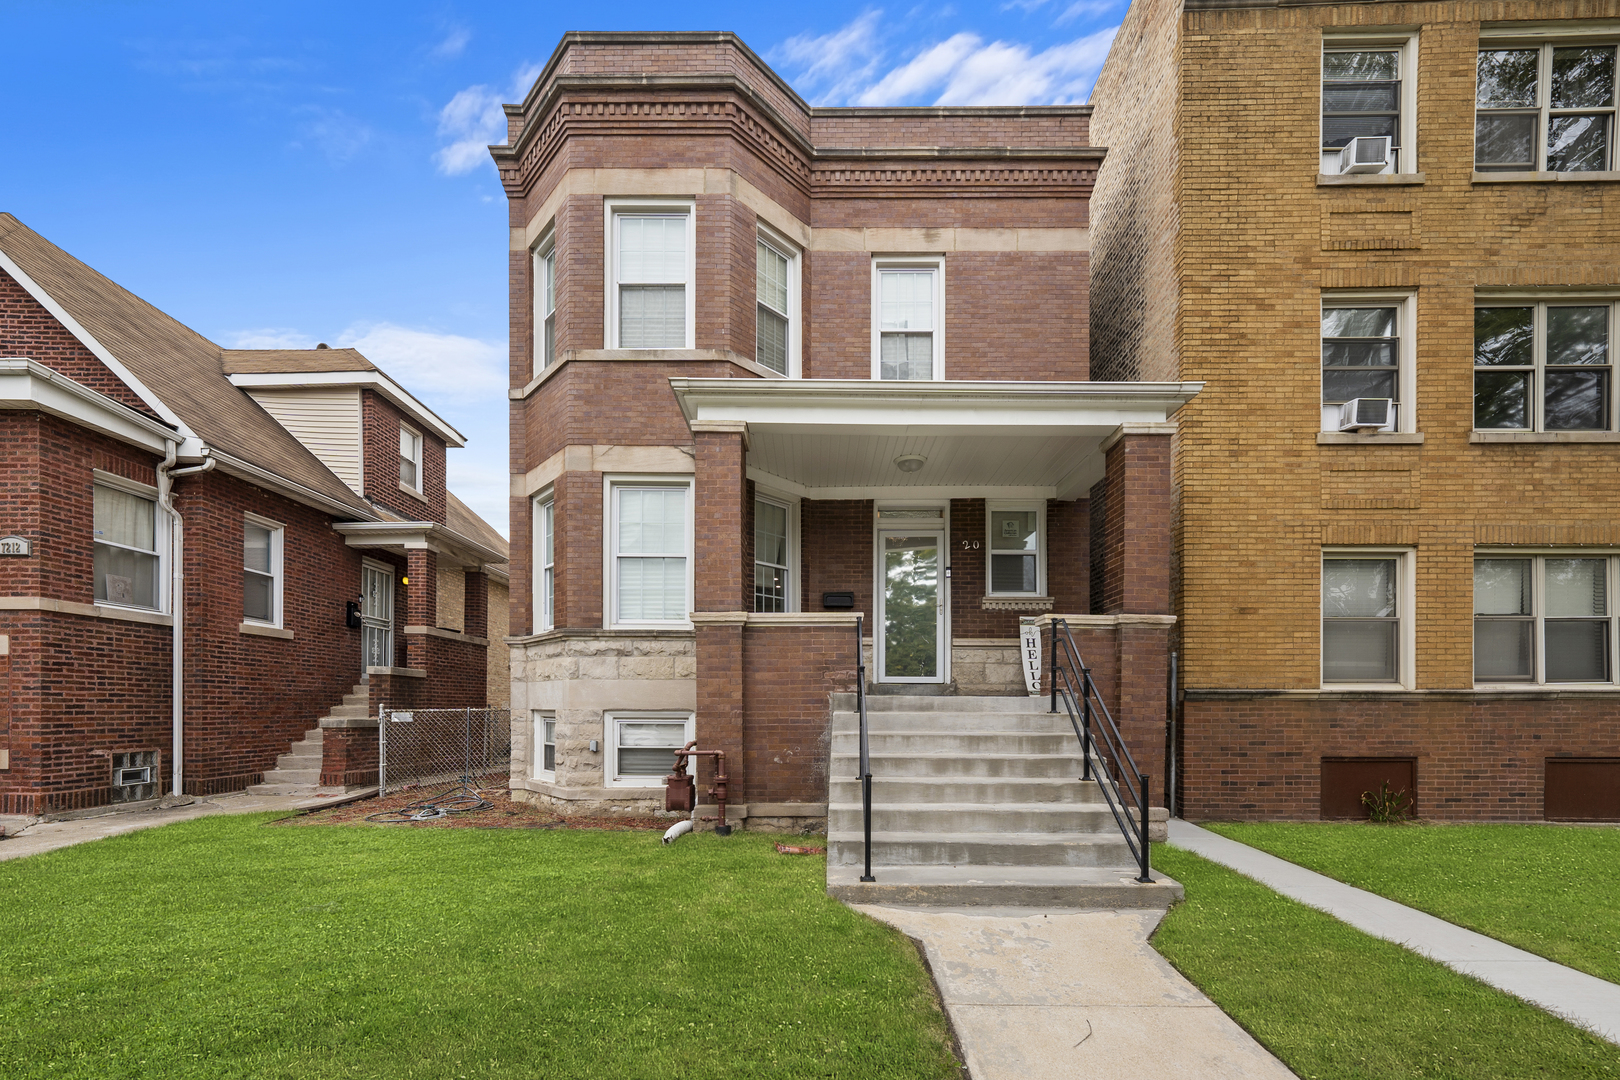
[606,711,694,787]
[1476,555,1617,684]
[1322,551,1411,686]
[399,425,423,491]
[93,479,162,610]
[608,201,695,350]
[987,505,1044,596]
[609,480,692,627]
[756,231,797,376]
[1321,36,1416,175]
[1475,300,1613,431]
[873,258,943,380]
[535,494,555,632]
[753,496,792,613]
[536,238,557,369]
[1477,42,1617,173]
[243,515,283,626]
[1321,294,1415,432]
[533,710,556,780]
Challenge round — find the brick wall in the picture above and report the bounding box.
[362,390,446,524]
[740,623,859,804]
[800,500,874,616]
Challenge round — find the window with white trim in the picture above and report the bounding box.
[606,711,693,787]
[1477,42,1617,172]
[609,479,693,627]
[1322,293,1415,432]
[1475,554,1618,685]
[536,237,557,369]
[753,495,792,612]
[987,504,1044,596]
[243,515,284,626]
[608,201,695,350]
[1475,300,1614,431]
[756,231,798,376]
[533,710,556,780]
[93,481,162,611]
[873,258,943,380]
[1321,35,1418,175]
[1322,551,1412,686]
[535,494,555,632]
[399,425,423,491]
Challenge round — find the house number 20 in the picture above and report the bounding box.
[960,540,980,549]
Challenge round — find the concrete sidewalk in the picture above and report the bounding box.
[854,904,1299,1080]
[1169,819,1620,1046]
[0,789,374,862]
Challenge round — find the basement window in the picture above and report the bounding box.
[606,712,693,788]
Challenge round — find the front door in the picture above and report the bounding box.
[360,561,394,673]
[876,527,946,683]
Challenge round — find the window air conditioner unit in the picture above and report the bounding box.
[1338,136,1393,174]
[1338,397,1393,432]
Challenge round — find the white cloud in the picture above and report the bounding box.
[770,11,884,106]
[854,33,980,105]
[431,27,471,60]
[445,456,511,539]
[297,107,374,164]
[1054,0,1121,26]
[332,322,506,402]
[225,328,317,349]
[433,63,546,176]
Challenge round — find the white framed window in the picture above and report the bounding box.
[1322,292,1417,433]
[1475,298,1615,431]
[606,711,694,788]
[242,514,284,626]
[606,199,696,350]
[535,234,557,370]
[399,424,423,492]
[1475,553,1620,685]
[606,477,694,628]
[1322,34,1419,175]
[93,475,165,612]
[986,503,1045,596]
[753,492,798,613]
[872,257,944,380]
[532,710,556,780]
[755,227,799,377]
[534,493,555,632]
[1322,549,1415,688]
[1476,40,1617,173]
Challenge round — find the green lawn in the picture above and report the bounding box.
[1202,822,1620,985]
[0,815,960,1080]
[1151,846,1620,1080]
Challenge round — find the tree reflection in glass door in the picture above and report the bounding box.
[883,533,939,679]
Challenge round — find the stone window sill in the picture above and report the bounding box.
[1470,431,1620,443]
[239,621,294,640]
[981,595,1054,612]
[1317,173,1426,186]
[1317,432,1424,445]
[1473,170,1620,183]
[398,481,428,502]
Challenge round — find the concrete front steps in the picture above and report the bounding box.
[244,684,370,796]
[825,692,1180,908]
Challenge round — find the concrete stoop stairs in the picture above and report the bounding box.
[825,692,1181,908]
[244,684,370,796]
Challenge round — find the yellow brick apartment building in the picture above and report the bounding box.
[1090,0,1620,820]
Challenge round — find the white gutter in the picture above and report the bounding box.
[157,446,216,797]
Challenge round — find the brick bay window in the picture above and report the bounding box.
[1320,36,1416,175]
[1477,41,1617,173]
[873,257,943,380]
[608,479,692,628]
[92,477,163,610]
[606,712,694,787]
[755,229,798,376]
[608,200,695,350]
[753,494,795,613]
[242,515,284,626]
[1475,555,1618,685]
[1322,551,1412,687]
[535,235,557,369]
[1475,301,1613,431]
[399,424,423,491]
[1321,296,1415,433]
[534,493,555,632]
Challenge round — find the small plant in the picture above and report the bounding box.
[1361,781,1413,823]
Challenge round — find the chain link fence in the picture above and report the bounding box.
[378,706,511,797]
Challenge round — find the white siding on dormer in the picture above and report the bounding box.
[246,387,364,495]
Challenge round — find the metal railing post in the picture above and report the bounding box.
[1137,773,1154,883]
[377,701,387,794]
[856,615,874,883]
[1081,669,1094,781]
[1049,620,1057,715]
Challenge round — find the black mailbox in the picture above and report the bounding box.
[822,591,855,610]
[345,600,363,629]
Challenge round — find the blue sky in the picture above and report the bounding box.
[3,1,1124,537]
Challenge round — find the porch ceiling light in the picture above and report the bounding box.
[894,454,927,473]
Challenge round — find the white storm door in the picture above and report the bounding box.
[361,561,395,673]
[876,528,946,683]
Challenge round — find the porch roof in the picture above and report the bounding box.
[668,379,1202,500]
[331,521,508,572]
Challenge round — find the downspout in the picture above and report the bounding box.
[157,446,215,797]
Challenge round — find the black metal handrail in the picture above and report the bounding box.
[1049,618,1154,883]
[855,615,874,882]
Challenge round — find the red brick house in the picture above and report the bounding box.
[497,30,1194,874]
[0,214,507,815]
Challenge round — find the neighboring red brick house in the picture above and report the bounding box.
[497,33,1197,830]
[0,214,507,815]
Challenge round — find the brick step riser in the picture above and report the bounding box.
[828,837,1134,868]
[831,753,1088,779]
[827,779,1104,804]
[827,807,1120,834]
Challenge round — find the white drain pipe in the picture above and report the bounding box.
[157,446,215,797]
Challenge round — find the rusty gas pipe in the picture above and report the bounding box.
[664,741,732,836]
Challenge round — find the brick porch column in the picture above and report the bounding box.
[464,569,489,641]
[692,424,748,814]
[405,548,438,669]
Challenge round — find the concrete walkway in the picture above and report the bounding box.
[853,904,1299,1080]
[1169,819,1620,1046]
[0,789,374,862]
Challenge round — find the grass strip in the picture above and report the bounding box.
[0,814,959,1080]
[1151,845,1620,1080]
[1203,822,1620,985]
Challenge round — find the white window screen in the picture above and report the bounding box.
[754,499,789,612]
[244,521,275,623]
[93,485,159,609]
[618,214,688,348]
[538,499,555,631]
[1323,558,1399,682]
[879,269,935,380]
[615,487,688,622]
[757,239,790,375]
